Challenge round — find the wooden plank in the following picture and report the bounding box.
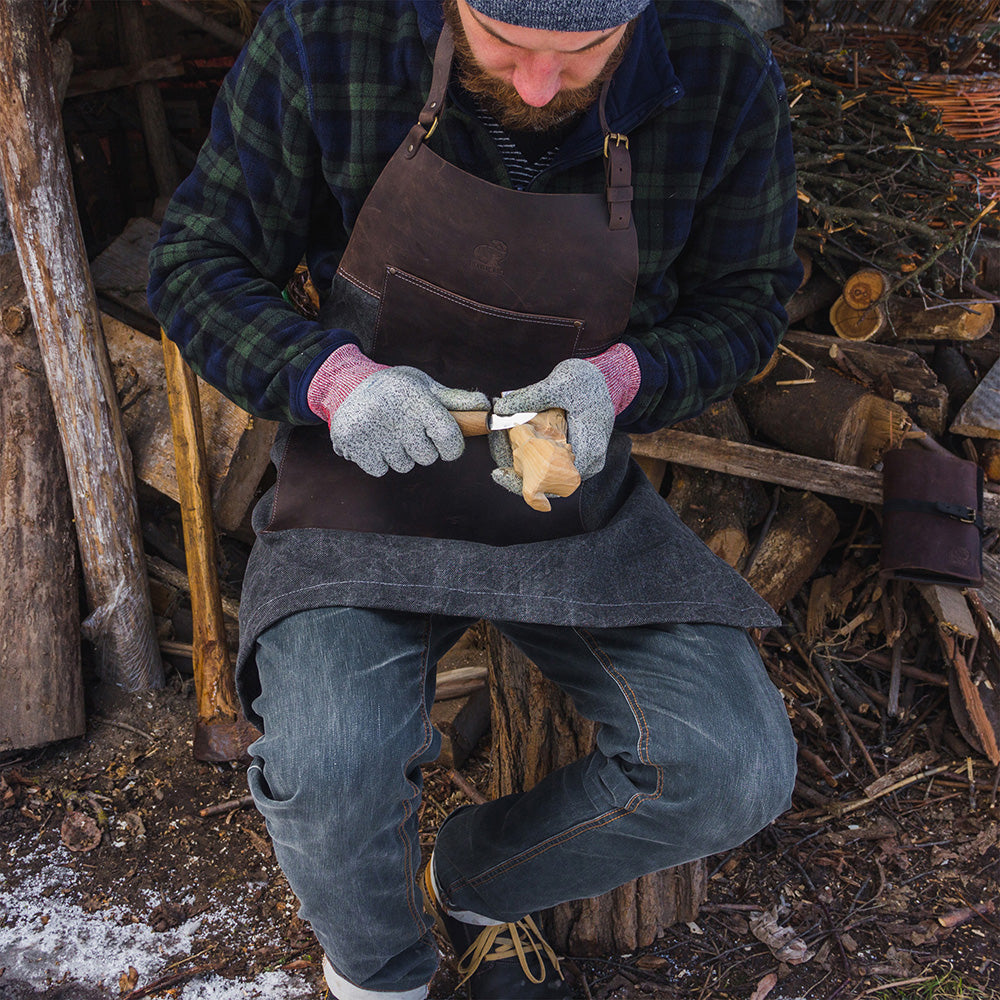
[0,0,162,692]
[918,584,977,639]
[951,359,1000,439]
[90,216,163,334]
[104,313,276,532]
[630,429,1000,528]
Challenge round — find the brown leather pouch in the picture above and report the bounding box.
[880,448,984,587]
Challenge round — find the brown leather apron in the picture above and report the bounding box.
[266,23,639,546]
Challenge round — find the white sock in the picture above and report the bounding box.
[429,853,503,927]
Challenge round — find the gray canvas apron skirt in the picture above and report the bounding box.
[236,24,779,723]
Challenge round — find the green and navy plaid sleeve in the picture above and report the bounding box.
[616,7,802,434]
[147,2,353,424]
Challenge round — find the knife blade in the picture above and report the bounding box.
[449,410,538,437]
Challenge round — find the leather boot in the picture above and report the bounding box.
[421,865,573,999]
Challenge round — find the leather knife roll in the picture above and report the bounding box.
[880,447,984,587]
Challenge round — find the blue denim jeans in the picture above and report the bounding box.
[247,609,796,996]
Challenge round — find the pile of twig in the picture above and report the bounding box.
[772,52,999,300]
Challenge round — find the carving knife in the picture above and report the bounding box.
[449,410,538,437]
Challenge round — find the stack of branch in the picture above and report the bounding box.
[777,69,999,297]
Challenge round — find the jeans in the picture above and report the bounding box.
[247,608,797,996]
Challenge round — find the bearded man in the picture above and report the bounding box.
[148,1,802,997]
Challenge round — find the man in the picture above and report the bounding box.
[148,1,802,997]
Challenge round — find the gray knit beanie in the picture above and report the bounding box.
[463,0,652,31]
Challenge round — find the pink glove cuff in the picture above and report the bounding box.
[588,343,641,416]
[307,344,389,423]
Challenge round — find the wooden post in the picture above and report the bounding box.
[486,628,706,954]
[0,252,84,750]
[0,0,163,691]
[117,0,179,216]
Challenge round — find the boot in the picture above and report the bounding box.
[421,865,573,999]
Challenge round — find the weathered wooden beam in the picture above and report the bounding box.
[0,0,162,691]
[66,54,185,100]
[630,429,1000,528]
[149,0,248,50]
[0,253,84,750]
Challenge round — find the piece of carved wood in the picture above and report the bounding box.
[0,253,83,751]
[509,409,581,512]
[485,627,706,955]
[162,334,257,761]
[0,0,162,691]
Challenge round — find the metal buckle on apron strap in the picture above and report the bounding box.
[603,132,629,158]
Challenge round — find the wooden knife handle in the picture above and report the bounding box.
[449,410,490,436]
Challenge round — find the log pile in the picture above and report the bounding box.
[631,16,1000,786]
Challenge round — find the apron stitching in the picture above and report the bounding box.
[389,268,583,327]
[337,267,380,298]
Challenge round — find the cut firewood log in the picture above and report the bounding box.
[745,491,840,612]
[830,295,888,342]
[781,329,948,437]
[951,359,1000,439]
[105,314,277,532]
[829,269,890,342]
[667,400,767,569]
[930,345,979,416]
[887,297,995,342]
[786,271,840,326]
[917,584,977,640]
[738,354,911,468]
[843,268,887,311]
[940,631,1000,766]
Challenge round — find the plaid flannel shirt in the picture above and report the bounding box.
[148,0,802,433]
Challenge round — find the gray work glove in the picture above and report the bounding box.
[489,358,614,495]
[329,366,489,477]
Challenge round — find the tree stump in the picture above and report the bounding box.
[485,626,706,955]
[0,253,83,751]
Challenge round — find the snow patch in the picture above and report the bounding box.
[0,838,314,998]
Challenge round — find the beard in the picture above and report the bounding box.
[443,0,635,132]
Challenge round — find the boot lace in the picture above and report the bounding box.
[455,915,562,987]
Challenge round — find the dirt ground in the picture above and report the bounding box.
[1,626,999,1000]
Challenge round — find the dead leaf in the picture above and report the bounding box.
[0,775,15,809]
[118,966,139,993]
[60,811,101,853]
[749,909,815,965]
[749,972,778,1000]
[635,955,669,969]
[148,901,186,932]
